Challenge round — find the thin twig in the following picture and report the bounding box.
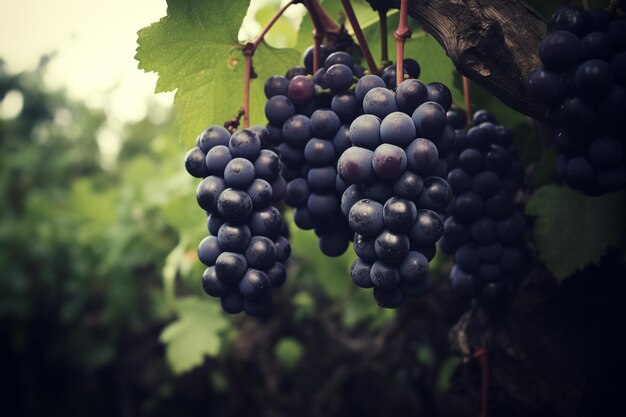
[341,0,379,74]
[379,9,390,66]
[303,0,326,73]
[250,0,297,51]
[243,49,253,128]
[241,0,297,127]
[462,76,472,129]
[474,346,489,417]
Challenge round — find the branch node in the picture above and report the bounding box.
[224,108,246,133]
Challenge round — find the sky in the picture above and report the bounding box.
[0,0,174,123]
[0,0,304,164]
[0,0,305,123]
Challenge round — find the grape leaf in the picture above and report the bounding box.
[160,296,229,374]
[274,337,304,371]
[526,186,626,281]
[135,0,300,146]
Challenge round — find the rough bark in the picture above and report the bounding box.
[387,0,548,120]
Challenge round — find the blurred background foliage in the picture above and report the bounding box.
[0,0,619,416]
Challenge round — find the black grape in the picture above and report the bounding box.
[224,158,256,189]
[324,64,354,93]
[264,75,289,98]
[363,87,398,119]
[412,101,447,140]
[380,111,416,147]
[185,147,210,178]
[196,125,230,152]
[372,144,408,180]
[287,75,315,106]
[265,95,296,125]
[355,75,386,103]
[528,5,626,195]
[351,258,374,288]
[425,82,452,111]
[198,236,221,266]
[206,145,233,176]
[348,199,385,237]
[443,108,526,309]
[349,114,382,150]
[217,222,252,252]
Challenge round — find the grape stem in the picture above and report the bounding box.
[340,0,380,74]
[462,76,472,129]
[303,0,329,73]
[582,0,589,10]
[394,0,411,87]
[242,0,297,128]
[474,346,489,417]
[379,9,391,66]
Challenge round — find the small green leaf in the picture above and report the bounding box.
[436,356,461,393]
[526,186,626,281]
[160,296,229,374]
[274,337,304,371]
[135,0,300,145]
[293,290,317,321]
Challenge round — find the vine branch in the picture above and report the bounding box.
[382,0,548,120]
[394,0,411,87]
[474,346,489,417]
[463,76,472,129]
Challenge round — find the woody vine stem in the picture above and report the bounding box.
[394,0,411,87]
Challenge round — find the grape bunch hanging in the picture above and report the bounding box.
[179,0,535,316]
[442,108,526,308]
[184,126,291,316]
[527,5,626,196]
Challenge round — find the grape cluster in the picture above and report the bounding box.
[337,74,456,308]
[527,5,626,195]
[440,108,525,307]
[184,126,291,316]
[264,48,366,256]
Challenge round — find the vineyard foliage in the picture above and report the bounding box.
[0,5,624,409]
[133,0,626,372]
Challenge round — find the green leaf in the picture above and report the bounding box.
[160,296,229,374]
[436,356,461,393]
[274,337,304,371]
[526,186,626,281]
[135,0,300,145]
